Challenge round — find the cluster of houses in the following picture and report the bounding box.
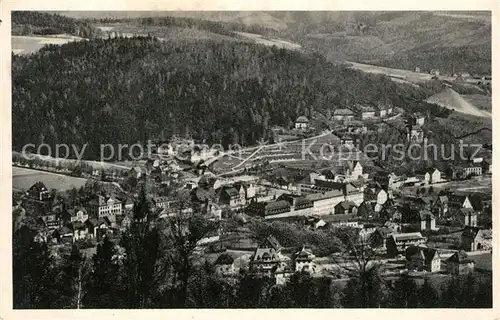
[23,181,134,244]
[211,223,489,285]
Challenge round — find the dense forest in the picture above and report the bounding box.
[12,11,103,38]
[13,191,492,309]
[12,36,442,160]
[372,44,492,76]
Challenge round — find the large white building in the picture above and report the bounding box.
[88,195,123,219]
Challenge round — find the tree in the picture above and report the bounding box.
[120,192,164,308]
[336,228,388,308]
[56,245,91,308]
[418,277,440,307]
[164,197,220,306]
[13,226,57,308]
[387,275,419,308]
[85,237,121,308]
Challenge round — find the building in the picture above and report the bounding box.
[363,186,388,207]
[295,116,309,130]
[456,208,478,227]
[39,212,61,230]
[322,214,359,228]
[347,121,367,134]
[360,106,376,120]
[334,200,358,215]
[378,105,393,118]
[217,184,246,209]
[152,196,170,209]
[87,195,123,219]
[405,246,441,272]
[340,135,356,148]
[27,181,51,201]
[386,232,427,257]
[448,195,473,210]
[463,163,482,177]
[434,195,449,217]
[249,236,289,275]
[69,208,89,223]
[446,250,475,275]
[333,109,355,122]
[415,168,442,184]
[322,161,363,182]
[292,246,316,273]
[214,253,236,276]
[419,210,438,231]
[415,113,425,126]
[368,227,394,251]
[461,227,492,252]
[246,194,314,220]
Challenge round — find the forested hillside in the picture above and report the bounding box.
[12,11,103,38]
[13,36,442,160]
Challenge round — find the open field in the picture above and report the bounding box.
[12,35,84,55]
[345,61,456,84]
[234,31,302,50]
[462,94,492,111]
[469,252,492,271]
[13,166,88,191]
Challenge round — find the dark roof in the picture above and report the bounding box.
[215,253,234,265]
[262,236,281,251]
[265,200,291,212]
[447,250,474,264]
[461,226,481,239]
[29,181,48,192]
[405,246,438,262]
[313,180,344,191]
[322,214,358,223]
[223,186,239,198]
[335,200,357,210]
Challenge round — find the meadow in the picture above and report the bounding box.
[12,35,84,55]
[12,166,88,191]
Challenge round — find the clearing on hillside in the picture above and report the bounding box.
[425,87,491,118]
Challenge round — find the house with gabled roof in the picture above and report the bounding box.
[360,106,377,120]
[69,207,89,223]
[419,209,438,231]
[249,236,290,276]
[27,181,51,201]
[405,246,441,272]
[214,253,236,276]
[446,250,475,275]
[368,227,394,251]
[386,232,427,257]
[334,200,358,215]
[461,226,491,252]
[295,116,309,130]
[292,246,316,273]
[333,109,355,122]
[415,168,442,184]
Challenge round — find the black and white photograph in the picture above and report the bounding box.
[9,8,494,310]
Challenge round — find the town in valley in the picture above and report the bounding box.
[11,10,493,309]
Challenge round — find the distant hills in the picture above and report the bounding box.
[55,11,491,75]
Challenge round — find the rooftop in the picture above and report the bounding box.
[296,116,309,123]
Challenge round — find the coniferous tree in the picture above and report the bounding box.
[85,236,121,308]
[418,277,440,308]
[13,226,57,308]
